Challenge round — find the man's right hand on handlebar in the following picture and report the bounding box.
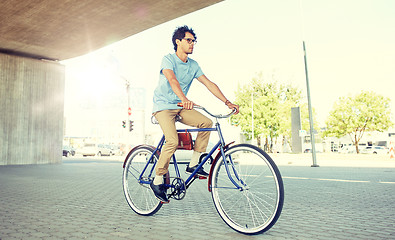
[180,99,194,110]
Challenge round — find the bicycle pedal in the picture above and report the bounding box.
[198,176,207,180]
[161,200,170,204]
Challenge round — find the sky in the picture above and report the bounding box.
[63,0,395,138]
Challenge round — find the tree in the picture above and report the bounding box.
[231,76,278,149]
[231,72,314,152]
[323,91,393,153]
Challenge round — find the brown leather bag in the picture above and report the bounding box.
[177,131,193,150]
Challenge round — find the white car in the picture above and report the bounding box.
[339,146,356,154]
[80,143,112,157]
[360,146,389,154]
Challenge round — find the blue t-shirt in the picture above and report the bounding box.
[152,53,204,113]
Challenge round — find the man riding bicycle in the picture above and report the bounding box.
[150,25,239,202]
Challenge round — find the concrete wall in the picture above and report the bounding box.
[0,53,65,165]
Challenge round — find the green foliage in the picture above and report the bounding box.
[323,91,393,153]
[231,72,314,151]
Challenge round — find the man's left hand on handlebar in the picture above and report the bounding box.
[225,100,240,114]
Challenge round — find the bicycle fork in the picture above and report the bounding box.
[219,147,247,190]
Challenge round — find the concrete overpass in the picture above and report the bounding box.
[0,0,223,165]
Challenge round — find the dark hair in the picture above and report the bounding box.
[172,25,196,51]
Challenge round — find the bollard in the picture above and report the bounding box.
[390,141,395,159]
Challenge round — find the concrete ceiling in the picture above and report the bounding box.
[0,0,223,61]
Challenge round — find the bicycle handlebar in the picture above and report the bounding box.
[177,103,236,119]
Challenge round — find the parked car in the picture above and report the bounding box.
[102,144,115,156]
[80,143,112,157]
[62,145,75,157]
[338,146,356,154]
[110,144,122,156]
[360,146,389,154]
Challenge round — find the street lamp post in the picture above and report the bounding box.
[299,0,318,167]
[122,76,133,148]
[303,41,319,167]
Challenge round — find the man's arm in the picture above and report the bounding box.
[162,69,194,109]
[197,74,239,114]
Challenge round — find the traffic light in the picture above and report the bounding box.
[129,120,134,132]
[122,120,126,128]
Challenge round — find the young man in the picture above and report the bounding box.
[151,25,239,202]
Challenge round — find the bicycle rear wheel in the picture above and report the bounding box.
[211,144,284,234]
[123,145,162,215]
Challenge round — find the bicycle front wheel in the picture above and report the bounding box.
[211,144,284,234]
[123,145,162,216]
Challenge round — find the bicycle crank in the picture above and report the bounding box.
[168,177,186,200]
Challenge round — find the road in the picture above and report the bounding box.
[0,155,394,239]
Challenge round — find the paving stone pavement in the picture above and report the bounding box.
[0,157,395,240]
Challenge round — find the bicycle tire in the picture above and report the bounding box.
[123,145,162,216]
[211,144,284,234]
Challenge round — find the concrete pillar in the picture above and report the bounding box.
[291,107,302,153]
[0,53,65,165]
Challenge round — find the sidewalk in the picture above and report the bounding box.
[1,155,394,239]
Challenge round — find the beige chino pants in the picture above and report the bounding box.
[153,109,213,176]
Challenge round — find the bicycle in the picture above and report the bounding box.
[122,105,284,235]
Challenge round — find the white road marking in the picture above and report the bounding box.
[282,176,395,184]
